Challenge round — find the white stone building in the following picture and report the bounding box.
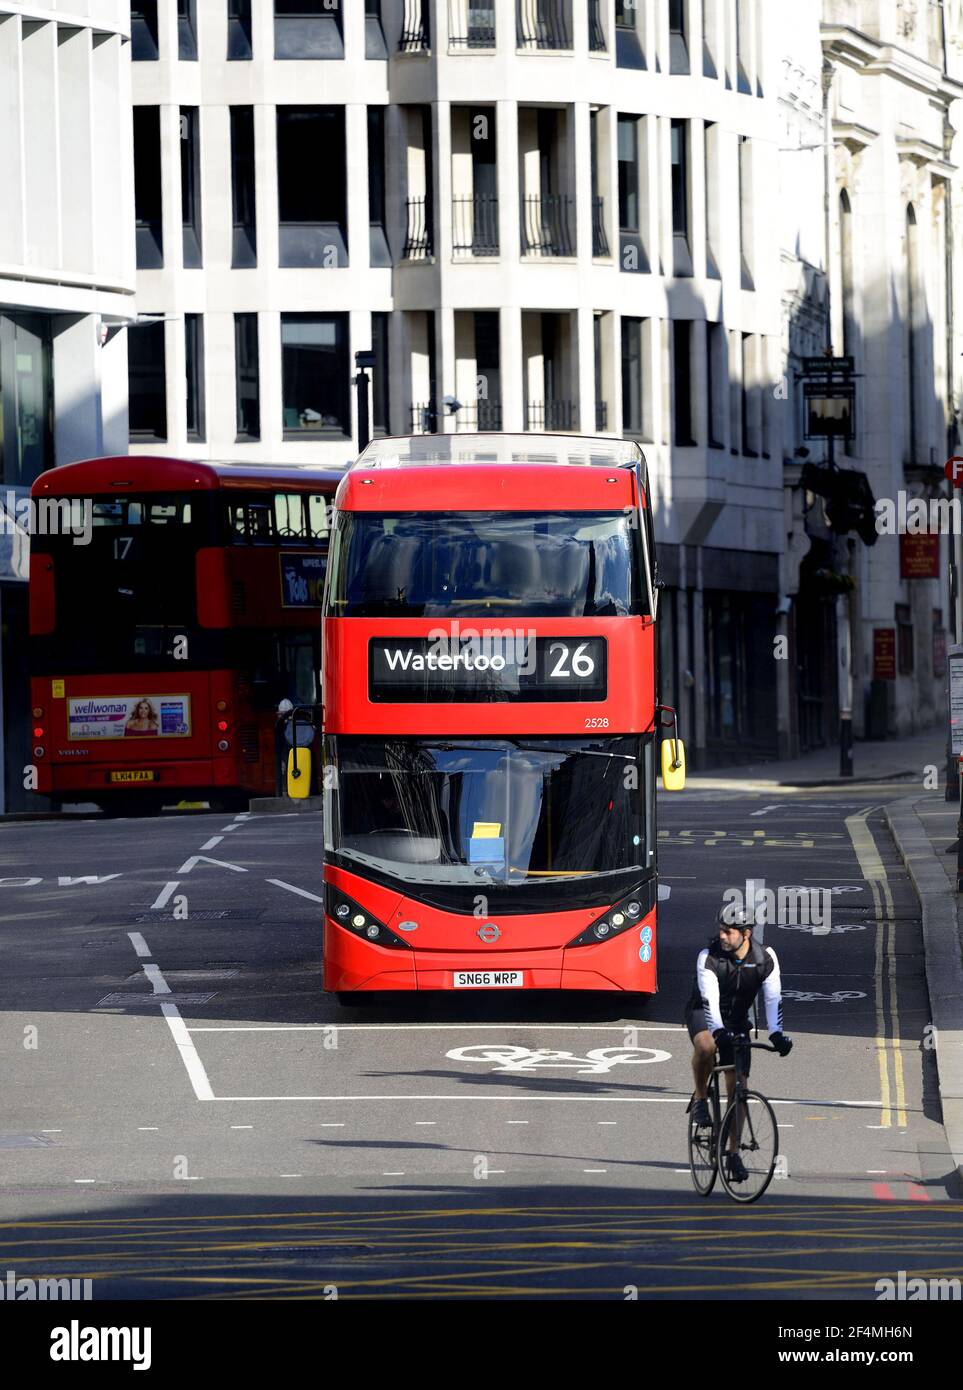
[0,0,135,811]
[128,0,786,766]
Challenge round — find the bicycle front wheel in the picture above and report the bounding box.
[687,1108,717,1197]
[718,1091,779,1203]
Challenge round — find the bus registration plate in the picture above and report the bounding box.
[109,771,156,783]
[453,971,524,988]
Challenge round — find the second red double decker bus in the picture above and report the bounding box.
[320,434,684,1002]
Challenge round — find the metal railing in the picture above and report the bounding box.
[525,399,576,431]
[521,193,575,257]
[452,195,500,256]
[516,0,571,49]
[588,0,606,50]
[400,0,430,50]
[403,196,433,259]
[455,401,503,431]
[591,195,609,257]
[449,0,496,47]
[409,401,438,434]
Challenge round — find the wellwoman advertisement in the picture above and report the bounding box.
[67,695,191,740]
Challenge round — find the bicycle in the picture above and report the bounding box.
[687,1033,781,1203]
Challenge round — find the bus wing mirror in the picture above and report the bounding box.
[287,746,312,799]
[661,737,686,792]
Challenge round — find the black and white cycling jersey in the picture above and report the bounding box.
[686,937,783,1034]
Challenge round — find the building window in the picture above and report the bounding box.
[128,320,167,442]
[235,313,260,440]
[671,119,692,275]
[371,312,390,436]
[673,320,695,446]
[368,107,391,267]
[366,0,388,58]
[474,310,501,428]
[185,314,205,442]
[621,315,651,440]
[896,605,914,676]
[618,114,648,274]
[277,108,348,267]
[0,313,53,485]
[707,321,725,448]
[281,314,350,436]
[177,0,198,60]
[131,2,159,60]
[228,0,253,60]
[180,107,202,269]
[740,332,754,455]
[276,0,344,59]
[702,0,720,77]
[705,121,720,277]
[133,107,163,269]
[400,0,431,51]
[735,0,750,92]
[231,107,257,268]
[615,0,644,68]
[669,0,689,74]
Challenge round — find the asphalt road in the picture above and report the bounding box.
[0,785,959,1299]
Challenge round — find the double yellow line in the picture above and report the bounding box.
[845,810,907,1128]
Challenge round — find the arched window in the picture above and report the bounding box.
[906,203,920,461]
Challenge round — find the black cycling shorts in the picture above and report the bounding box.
[685,1004,752,1074]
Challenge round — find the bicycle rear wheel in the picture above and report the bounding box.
[687,1105,717,1196]
[718,1091,779,1203]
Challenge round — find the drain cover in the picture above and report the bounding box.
[125,970,239,982]
[94,992,218,1007]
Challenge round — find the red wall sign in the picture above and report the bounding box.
[874,628,897,681]
[900,532,940,579]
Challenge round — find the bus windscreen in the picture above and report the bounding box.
[329,511,647,619]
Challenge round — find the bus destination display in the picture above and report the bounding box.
[368,636,607,703]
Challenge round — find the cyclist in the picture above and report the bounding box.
[686,904,793,1183]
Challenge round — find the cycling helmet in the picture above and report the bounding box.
[717,904,753,930]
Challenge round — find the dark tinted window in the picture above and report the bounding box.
[330,511,645,618]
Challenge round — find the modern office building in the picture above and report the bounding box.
[129,0,786,766]
[0,1,135,811]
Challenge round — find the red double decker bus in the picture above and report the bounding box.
[320,434,685,1002]
[29,456,341,813]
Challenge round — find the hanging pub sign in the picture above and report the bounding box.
[899,532,941,579]
[800,355,857,441]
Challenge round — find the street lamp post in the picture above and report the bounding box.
[354,349,376,454]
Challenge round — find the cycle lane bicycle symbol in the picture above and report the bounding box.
[446,1044,672,1075]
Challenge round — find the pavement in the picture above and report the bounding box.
[703,727,963,1182]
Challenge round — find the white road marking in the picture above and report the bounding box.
[582,1168,607,1173]
[231,1125,253,1130]
[200,837,224,851]
[266,878,325,903]
[187,1023,687,1033]
[383,1171,406,1176]
[414,1121,437,1126]
[209,1094,881,1106]
[160,1003,215,1102]
[750,805,786,818]
[40,1129,62,1133]
[506,1120,529,1125]
[280,1174,303,1178]
[867,1170,887,1174]
[137,1127,159,1132]
[128,932,151,958]
[150,881,179,910]
[320,1123,344,1128]
[178,854,247,874]
[598,1121,618,1125]
[143,964,170,995]
[220,824,241,832]
[74,1179,96,1184]
[488,1170,506,1174]
[673,1169,691,1174]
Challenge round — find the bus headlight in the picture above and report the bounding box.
[324,885,412,950]
[566,885,655,948]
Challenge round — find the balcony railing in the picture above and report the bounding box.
[588,0,606,51]
[403,196,433,259]
[409,401,438,434]
[452,195,500,256]
[516,0,571,50]
[455,401,503,431]
[400,0,430,50]
[591,196,609,257]
[526,399,576,431]
[521,194,575,257]
[449,0,496,48]
[595,400,608,432]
